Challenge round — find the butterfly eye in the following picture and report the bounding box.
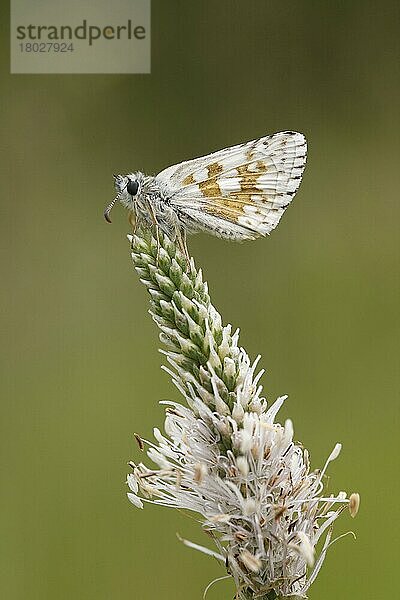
[127,180,139,196]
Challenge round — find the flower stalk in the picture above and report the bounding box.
[126,229,359,599]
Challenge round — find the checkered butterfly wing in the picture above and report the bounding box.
[155,131,307,240]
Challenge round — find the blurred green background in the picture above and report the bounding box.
[1,1,399,599]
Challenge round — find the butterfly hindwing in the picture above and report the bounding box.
[155,131,307,240]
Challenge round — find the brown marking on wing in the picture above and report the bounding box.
[207,163,224,178]
[256,160,268,172]
[234,164,267,202]
[246,149,255,161]
[182,174,195,185]
[197,159,270,205]
[204,197,246,221]
[199,162,223,198]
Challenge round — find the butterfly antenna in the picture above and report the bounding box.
[104,196,118,223]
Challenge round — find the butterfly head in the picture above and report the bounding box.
[104,172,145,223]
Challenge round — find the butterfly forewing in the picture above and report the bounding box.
[155,131,307,240]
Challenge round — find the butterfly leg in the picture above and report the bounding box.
[146,200,161,263]
[128,208,141,249]
[181,228,191,269]
[128,209,137,231]
[175,226,191,272]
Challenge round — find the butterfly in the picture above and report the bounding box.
[104,131,307,262]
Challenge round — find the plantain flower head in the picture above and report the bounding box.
[126,231,359,599]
